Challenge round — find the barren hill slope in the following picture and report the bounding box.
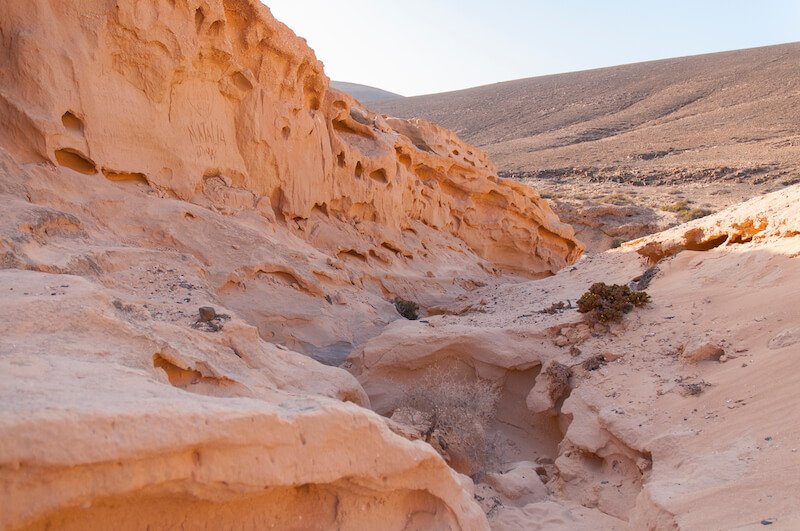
[374,43,800,250]
[331,81,403,102]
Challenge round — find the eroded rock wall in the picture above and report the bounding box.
[0,0,581,276]
[0,0,586,528]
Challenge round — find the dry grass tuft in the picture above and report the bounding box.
[661,200,714,222]
[400,370,500,475]
[544,361,572,402]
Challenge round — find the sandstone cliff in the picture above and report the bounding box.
[0,0,580,277]
[0,0,582,529]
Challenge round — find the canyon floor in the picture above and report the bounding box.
[1,1,799,530]
[351,188,800,529]
[5,146,799,529]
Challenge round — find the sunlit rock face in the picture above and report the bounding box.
[0,0,585,529]
[0,0,581,277]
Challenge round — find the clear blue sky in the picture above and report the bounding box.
[266,1,800,97]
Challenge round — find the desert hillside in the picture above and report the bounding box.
[1,1,800,530]
[374,43,800,250]
[331,80,404,102]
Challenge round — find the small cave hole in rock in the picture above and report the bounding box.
[349,108,370,126]
[153,353,202,388]
[685,234,728,251]
[337,249,368,263]
[381,241,402,255]
[395,148,412,168]
[332,117,374,139]
[194,7,204,31]
[312,203,328,216]
[209,19,224,35]
[54,149,97,175]
[369,249,390,264]
[369,168,388,184]
[231,70,253,91]
[281,126,291,140]
[354,161,363,178]
[303,77,322,111]
[102,169,149,184]
[61,111,84,133]
[256,270,307,293]
[337,151,346,167]
[307,95,321,111]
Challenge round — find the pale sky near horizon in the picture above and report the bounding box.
[265,1,800,97]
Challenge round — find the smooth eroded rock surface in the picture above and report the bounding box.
[0,0,584,528]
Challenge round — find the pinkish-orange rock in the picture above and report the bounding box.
[0,0,581,277]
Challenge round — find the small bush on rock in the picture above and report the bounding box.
[577,282,651,323]
[544,361,572,402]
[661,200,714,222]
[393,297,419,320]
[610,237,626,249]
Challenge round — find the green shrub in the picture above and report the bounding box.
[393,297,419,320]
[661,199,691,213]
[678,208,714,222]
[577,282,651,323]
[661,200,713,222]
[610,237,626,249]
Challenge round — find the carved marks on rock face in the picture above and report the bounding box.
[187,121,227,160]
